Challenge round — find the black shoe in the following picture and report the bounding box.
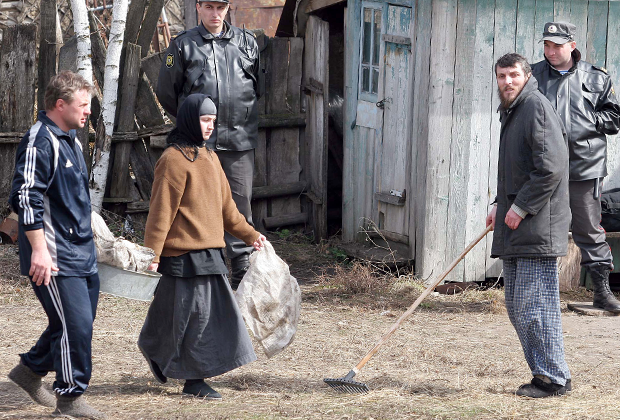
[182,380,222,399]
[230,255,250,290]
[589,266,620,313]
[138,345,167,384]
[515,377,570,398]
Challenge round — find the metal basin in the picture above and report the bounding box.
[98,262,161,301]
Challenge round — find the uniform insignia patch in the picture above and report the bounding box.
[166,53,174,68]
[548,25,557,33]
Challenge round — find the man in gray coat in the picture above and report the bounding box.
[532,22,620,313]
[487,53,572,398]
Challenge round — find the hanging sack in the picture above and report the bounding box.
[235,241,301,358]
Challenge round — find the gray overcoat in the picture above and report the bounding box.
[491,76,571,258]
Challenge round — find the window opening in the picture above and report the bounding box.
[360,6,382,95]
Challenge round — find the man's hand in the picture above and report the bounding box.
[147,262,159,272]
[25,229,58,286]
[486,205,497,231]
[504,208,523,230]
[253,234,267,251]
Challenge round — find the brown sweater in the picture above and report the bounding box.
[144,147,259,263]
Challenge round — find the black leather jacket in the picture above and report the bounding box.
[532,50,620,181]
[156,22,260,151]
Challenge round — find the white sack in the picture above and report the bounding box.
[235,241,301,358]
[91,211,155,272]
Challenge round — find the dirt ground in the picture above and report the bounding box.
[1,235,620,420]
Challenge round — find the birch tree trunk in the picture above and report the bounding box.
[69,0,92,83]
[89,0,129,212]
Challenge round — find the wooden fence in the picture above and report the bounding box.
[0,15,327,240]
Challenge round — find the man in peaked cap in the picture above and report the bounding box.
[156,0,261,290]
[532,22,620,313]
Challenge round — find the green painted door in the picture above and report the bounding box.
[375,4,414,240]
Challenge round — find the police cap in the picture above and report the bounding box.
[540,22,576,45]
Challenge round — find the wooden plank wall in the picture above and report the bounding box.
[0,24,36,204]
[434,0,620,282]
[251,36,305,232]
[345,0,620,282]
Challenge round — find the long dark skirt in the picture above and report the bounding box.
[138,273,256,379]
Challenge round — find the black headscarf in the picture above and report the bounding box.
[166,93,216,161]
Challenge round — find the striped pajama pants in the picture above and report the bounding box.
[21,274,100,396]
[503,257,571,386]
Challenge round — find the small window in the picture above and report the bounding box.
[360,6,381,95]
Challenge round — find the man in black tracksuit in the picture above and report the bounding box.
[156,0,260,289]
[532,22,620,313]
[7,71,104,419]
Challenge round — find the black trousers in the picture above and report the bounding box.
[21,274,100,396]
[216,149,255,261]
[570,179,614,270]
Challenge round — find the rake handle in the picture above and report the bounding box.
[353,224,493,372]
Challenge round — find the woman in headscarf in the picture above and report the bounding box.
[138,93,265,399]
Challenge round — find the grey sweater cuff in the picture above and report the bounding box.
[510,203,528,219]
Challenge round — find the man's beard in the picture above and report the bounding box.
[497,86,522,109]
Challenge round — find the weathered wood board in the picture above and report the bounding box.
[110,43,142,201]
[445,0,476,282]
[0,24,36,202]
[416,0,458,282]
[263,37,304,221]
[38,0,61,112]
[303,16,329,241]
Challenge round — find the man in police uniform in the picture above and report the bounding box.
[532,22,620,313]
[156,0,260,289]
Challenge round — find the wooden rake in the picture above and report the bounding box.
[324,225,493,394]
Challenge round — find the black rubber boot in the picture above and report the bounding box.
[516,377,570,398]
[7,361,56,407]
[589,266,620,313]
[53,394,106,419]
[182,379,222,399]
[230,254,250,291]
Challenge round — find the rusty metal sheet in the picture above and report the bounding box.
[229,3,285,37]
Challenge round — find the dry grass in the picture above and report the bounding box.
[2,240,620,419]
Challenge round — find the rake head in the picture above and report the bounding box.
[324,370,370,394]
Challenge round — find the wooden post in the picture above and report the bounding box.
[252,35,269,232]
[38,0,61,111]
[141,51,166,87]
[0,24,37,201]
[89,12,107,89]
[124,0,149,45]
[135,74,166,128]
[109,43,142,202]
[303,16,329,241]
[137,0,165,58]
[184,0,197,29]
